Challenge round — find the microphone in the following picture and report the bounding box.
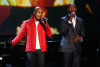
[71,11,76,17]
[41,17,48,20]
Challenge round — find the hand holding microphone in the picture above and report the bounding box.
[68,11,76,21]
[41,17,48,21]
[71,11,76,17]
[41,17,48,26]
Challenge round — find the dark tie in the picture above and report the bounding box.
[71,23,76,38]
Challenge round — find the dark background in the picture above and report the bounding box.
[0,0,100,67]
[0,0,100,36]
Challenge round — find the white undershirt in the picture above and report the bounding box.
[68,16,76,28]
[35,21,41,49]
[68,16,83,41]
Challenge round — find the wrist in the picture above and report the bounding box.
[44,23,48,27]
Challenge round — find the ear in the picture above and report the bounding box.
[33,11,35,15]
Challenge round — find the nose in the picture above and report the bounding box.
[69,8,72,11]
[70,9,73,11]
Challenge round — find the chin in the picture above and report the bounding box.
[38,18,41,20]
[36,18,40,21]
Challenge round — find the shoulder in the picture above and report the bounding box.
[77,17,83,22]
[60,16,67,20]
[23,19,29,23]
[22,19,29,24]
[21,19,30,27]
[76,17,84,26]
[60,16,68,23]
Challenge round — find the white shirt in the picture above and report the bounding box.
[68,16,83,41]
[35,21,41,49]
[68,16,76,28]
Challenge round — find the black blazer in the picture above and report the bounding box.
[59,15,85,53]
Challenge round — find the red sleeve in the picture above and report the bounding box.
[12,21,27,46]
[44,23,52,38]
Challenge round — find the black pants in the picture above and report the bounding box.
[26,50,45,67]
[61,52,81,67]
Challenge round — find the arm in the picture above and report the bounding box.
[44,23,52,38]
[41,19,52,38]
[80,20,85,42]
[59,17,72,35]
[12,21,27,46]
[72,20,85,43]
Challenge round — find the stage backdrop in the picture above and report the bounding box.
[0,0,100,36]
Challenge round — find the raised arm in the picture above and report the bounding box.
[59,17,72,36]
[44,23,52,38]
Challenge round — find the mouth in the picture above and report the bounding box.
[38,16,41,18]
[36,16,41,20]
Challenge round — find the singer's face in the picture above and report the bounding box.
[68,4,77,14]
[34,8,43,21]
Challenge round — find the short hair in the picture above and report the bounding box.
[67,3,76,8]
[34,7,42,12]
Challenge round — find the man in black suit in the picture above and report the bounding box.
[59,3,85,67]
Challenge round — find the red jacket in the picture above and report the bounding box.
[12,15,52,52]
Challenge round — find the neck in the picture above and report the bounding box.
[33,16,39,22]
[34,18,38,22]
[35,20,39,22]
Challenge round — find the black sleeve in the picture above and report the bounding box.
[80,19,85,40]
[59,17,72,36]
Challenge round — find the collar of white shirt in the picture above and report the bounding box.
[68,15,77,28]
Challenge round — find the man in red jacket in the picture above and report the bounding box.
[11,7,52,67]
